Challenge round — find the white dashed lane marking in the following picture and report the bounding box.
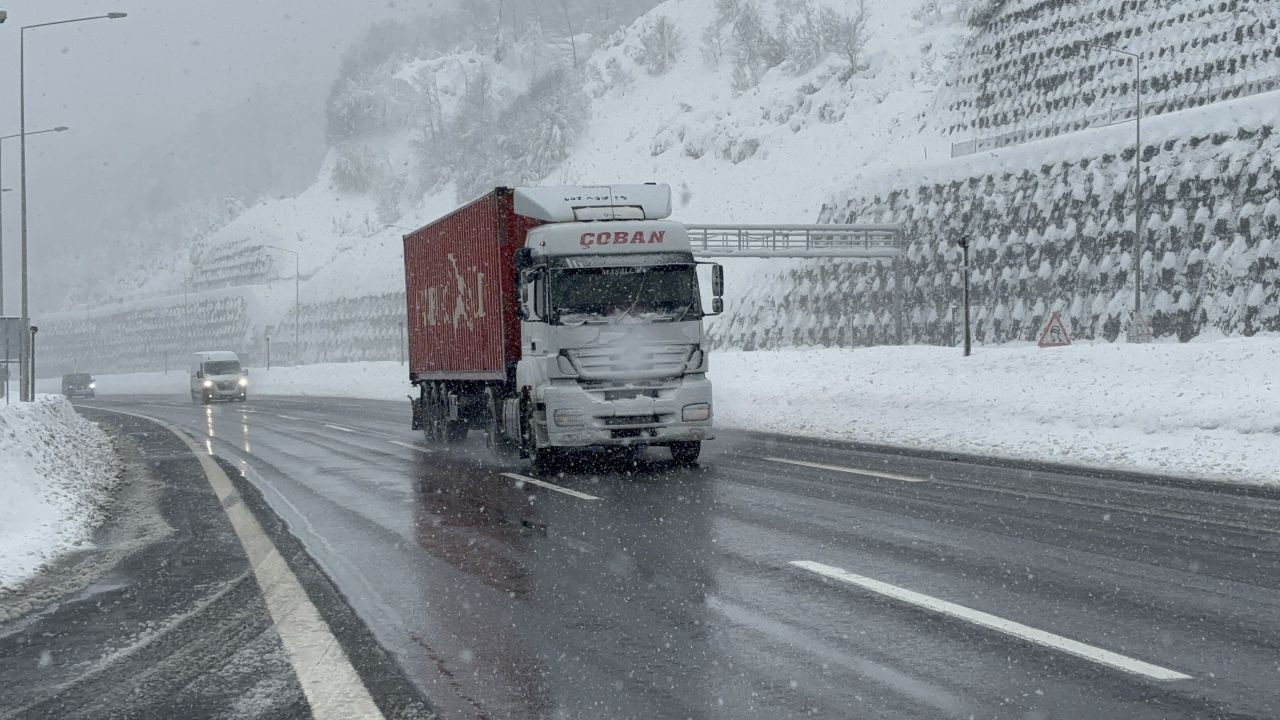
[790,560,1192,682]
[500,472,602,501]
[764,457,929,483]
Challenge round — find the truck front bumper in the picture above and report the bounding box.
[539,375,713,448]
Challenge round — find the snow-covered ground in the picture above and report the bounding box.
[46,337,1280,486]
[0,396,120,590]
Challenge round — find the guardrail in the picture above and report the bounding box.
[686,223,905,258]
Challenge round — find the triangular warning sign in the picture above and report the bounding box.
[1038,311,1072,348]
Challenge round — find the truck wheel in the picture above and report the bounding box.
[424,385,445,442]
[523,403,561,474]
[484,390,516,458]
[670,441,702,466]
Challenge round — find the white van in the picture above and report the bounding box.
[190,351,249,403]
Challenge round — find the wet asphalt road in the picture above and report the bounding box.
[70,395,1280,718]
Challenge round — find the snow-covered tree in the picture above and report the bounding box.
[636,15,683,75]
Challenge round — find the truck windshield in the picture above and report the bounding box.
[204,361,242,375]
[551,265,700,325]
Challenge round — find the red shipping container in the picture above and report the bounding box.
[403,188,541,382]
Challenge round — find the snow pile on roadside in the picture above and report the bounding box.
[46,336,1280,485]
[0,396,120,589]
[714,338,1280,486]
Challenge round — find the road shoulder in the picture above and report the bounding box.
[0,408,433,720]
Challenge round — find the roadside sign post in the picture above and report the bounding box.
[958,236,972,357]
[28,325,37,394]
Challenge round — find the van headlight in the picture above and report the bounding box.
[682,403,711,422]
[202,380,213,389]
[238,377,249,387]
[88,382,96,389]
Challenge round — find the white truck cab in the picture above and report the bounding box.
[190,351,249,404]
[511,185,722,467]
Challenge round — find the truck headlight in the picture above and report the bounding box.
[88,382,96,389]
[684,347,705,372]
[682,403,711,422]
[239,377,249,387]
[202,380,213,389]
[553,409,585,427]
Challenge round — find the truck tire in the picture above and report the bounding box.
[484,389,516,458]
[425,383,466,444]
[670,441,702,466]
[523,401,561,474]
[422,385,441,442]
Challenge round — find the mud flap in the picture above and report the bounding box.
[409,394,425,431]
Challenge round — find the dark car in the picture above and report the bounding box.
[61,373,96,398]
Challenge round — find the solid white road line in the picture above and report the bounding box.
[500,472,602,501]
[388,440,431,454]
[765,456,929,483]
[324,423,356,433]
[101,408,386,718]
[790,560,1192,682]
[275,413,303,421]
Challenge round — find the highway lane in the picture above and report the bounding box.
[83,395,1280,719]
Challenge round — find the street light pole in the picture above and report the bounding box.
[265,246,300,365]
[959,236,972,357]
[19,12,126,401]
[1080,41,1146,340]
[0,127,68,318]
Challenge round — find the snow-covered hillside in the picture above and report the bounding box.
[562,0,965,223]
[36,0,1280,375]
[41,0,973,374]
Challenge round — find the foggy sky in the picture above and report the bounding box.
[0,0,429,314]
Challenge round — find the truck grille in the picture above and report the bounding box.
[578,377,682,401]
[568,344,691,380]
[600,414,666,427]
[217,382,237,391]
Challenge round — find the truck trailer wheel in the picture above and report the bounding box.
[669,441,702,466]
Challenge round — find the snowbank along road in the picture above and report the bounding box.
[4,394,1276,719]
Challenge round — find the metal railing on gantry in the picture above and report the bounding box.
[685,223,905,258]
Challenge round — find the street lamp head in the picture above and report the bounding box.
[54,126,69,132]
[107,12,127,19]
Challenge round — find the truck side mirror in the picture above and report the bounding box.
[712,297,724,314]
[196,370,204,379]
[514,248,534,270]
[712,264,724,297]
[243,368,250,376]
